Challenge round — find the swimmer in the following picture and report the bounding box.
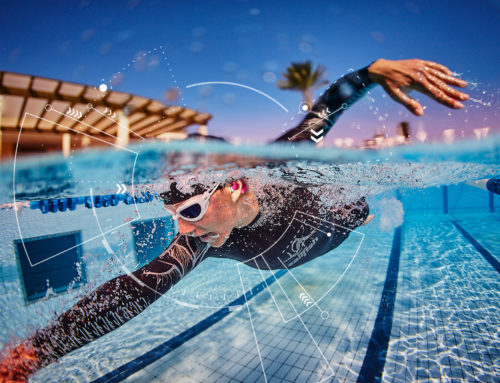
[0,58,468,381]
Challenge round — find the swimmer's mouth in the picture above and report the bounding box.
[200,232,219,241]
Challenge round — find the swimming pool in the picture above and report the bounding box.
[0,137,498,382]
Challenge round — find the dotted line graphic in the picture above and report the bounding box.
[107,45,187,108]
[13,46,184,268]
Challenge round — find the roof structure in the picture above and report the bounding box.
[0,71,211,141]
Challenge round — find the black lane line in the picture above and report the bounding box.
[91,269,287,383]
[357,226,402,383]
[443,186,449,214]
[452,221,500,274]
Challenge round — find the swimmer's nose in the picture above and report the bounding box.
[178,219,196,235]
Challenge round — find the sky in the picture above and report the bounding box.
[1,0,499,145]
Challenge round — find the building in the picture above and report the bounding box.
[0,71,212,159]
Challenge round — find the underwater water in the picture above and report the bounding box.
[0,136,499,382]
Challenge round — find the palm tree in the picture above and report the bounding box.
[276,61,329,106]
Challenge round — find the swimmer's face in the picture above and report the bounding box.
[165,180,258,247]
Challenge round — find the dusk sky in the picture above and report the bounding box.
[1,0,499,144]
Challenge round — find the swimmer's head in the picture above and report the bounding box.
[161,178,259,247]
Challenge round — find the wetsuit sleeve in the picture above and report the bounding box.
[274,66,376,143]
[12,234,209,377]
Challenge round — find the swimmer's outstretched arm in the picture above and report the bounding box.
[0,234,209,381]
[274,66,375,142]
[274,58,468,142]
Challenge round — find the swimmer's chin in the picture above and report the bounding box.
[197,232,228,247]
[207,237,229,248]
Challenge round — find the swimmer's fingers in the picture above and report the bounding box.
[423,60,468,90]
[428,68,468,88]
[424,72,468,107]
[383,84,424,116]
[424,60,452,75]
[417,75,465,110]
[369,58,468,115]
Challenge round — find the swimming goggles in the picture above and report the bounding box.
[171,183,221,222]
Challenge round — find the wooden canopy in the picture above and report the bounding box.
[0,71,211,141]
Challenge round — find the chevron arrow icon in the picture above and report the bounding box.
[311,135,324,143]
[310,128,323,136]
[299,292,313,307]
[115,183,127,194]
[310,127,324,143]
[66,107,82,119]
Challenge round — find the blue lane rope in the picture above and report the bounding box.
[29,192,157,214]
[27,177,499,214]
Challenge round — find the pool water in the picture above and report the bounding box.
[0,137,498,382]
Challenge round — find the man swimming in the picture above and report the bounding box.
[0,58,468,381]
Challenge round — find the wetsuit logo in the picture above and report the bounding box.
[283,231,319,267]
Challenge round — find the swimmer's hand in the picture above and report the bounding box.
[0,343,40,382]
[362,214,375,226]
[368,58,469,116]
[0,202,29,212]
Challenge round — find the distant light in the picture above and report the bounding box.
[416,127,427,142]
[395,135,406,144]
[99,83,108,92]
[474,126,490,140]
[344,137,354,147]
[442,129,455,144]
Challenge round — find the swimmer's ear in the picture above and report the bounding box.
[228,179,246,203]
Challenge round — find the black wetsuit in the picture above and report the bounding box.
[209,186,368,270]
[27,67,375,369]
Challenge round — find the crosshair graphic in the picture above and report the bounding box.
[10,48,367,382]
[12,49,296,309]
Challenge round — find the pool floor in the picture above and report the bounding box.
[36,211,496,383]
